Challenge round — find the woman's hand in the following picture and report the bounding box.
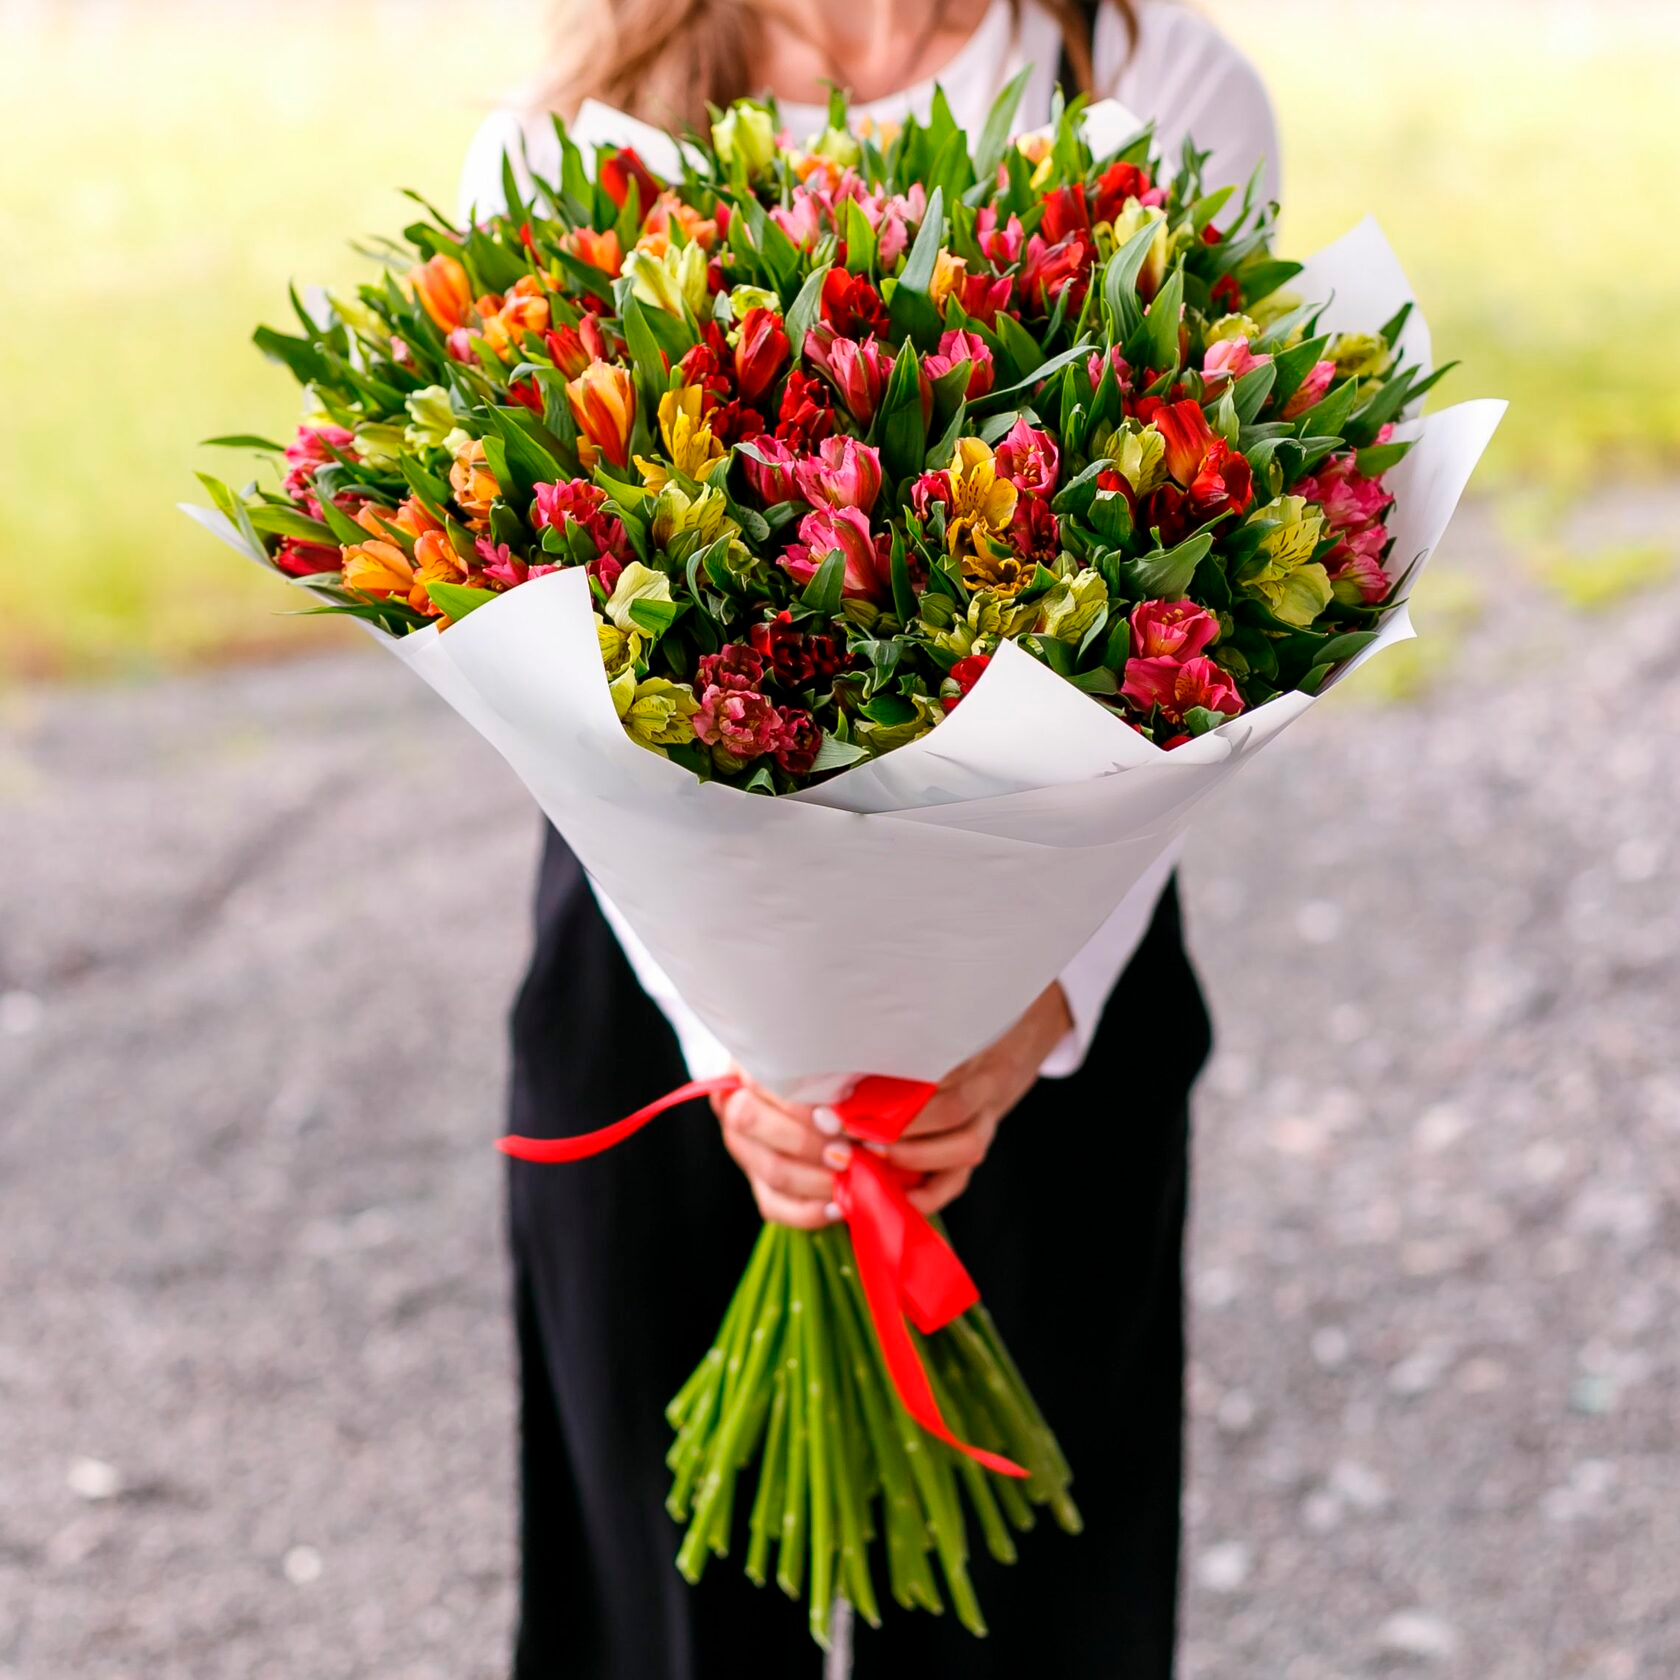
[870,983,1072,1217]
[712,1076,848,1230]
[714,983,1072,1227]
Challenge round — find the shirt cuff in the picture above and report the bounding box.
[1036,839,1185,1079]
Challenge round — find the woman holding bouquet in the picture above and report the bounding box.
[467,2,1278,1674]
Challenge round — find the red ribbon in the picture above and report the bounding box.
[498,1073,1027,1479]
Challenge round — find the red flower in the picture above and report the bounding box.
[733,306,790,404]
[1121,654,1244,724]
[910,470,954,522]
[599,146,660,211]
[532,478,629,561]
[805,327,892,424]
[774,707,823,775]
[1038,185,1090,244]
[1131,599,1219,661]
[749,610,848,688]
[696,643,767,696]
[706,399,765,445]
[1151,399,1218,486]
[1210,273,1243,313]
[1186,438,1254,522]
[775,368,836,450]
[1093,160,1155,224]
[1007,495,1059,567]
[941,653,992,712]
[819,268,890,339]
[1142,482,1193,547]
[793,435,883,513]
[283,424,356,501]
[954,270,1013,327]
[742,436,802,503]
[274,537,341,578]
[545,315,609,378]
[509,377,543,413]
[1019,232,1095,314]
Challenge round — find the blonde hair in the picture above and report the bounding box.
[535,0,1135,130]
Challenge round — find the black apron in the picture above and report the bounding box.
[506,825,1210,1677]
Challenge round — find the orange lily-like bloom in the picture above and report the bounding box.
[638,192,719,258]
[480,274,552,356]
[565,227,624,278]
[567,361,637,469]
[449,439,500,529]
[341,498,467,615]
[408,252,472,332]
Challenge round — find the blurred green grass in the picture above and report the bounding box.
[2,0,1676,678]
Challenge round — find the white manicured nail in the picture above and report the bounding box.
[823,1202,843,1224]
[813,1106,841,1135]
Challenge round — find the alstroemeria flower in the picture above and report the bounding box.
[921,328,995,399]
[341,497,464,615]
[1019,231,1095,314]
[1131,599,1219,661]
[635,384,723,489]
[955,270,1013,327]
[806,327,892,424]
[1294,454,1395,533]
[1151,399,1218,487]
[794,436,883,514]
[1186,438,1254,522]
[940,653,992,712]
[1326,522,1392,605]
[1203,336,1271,387]
[599,146,661,212]
[819,269,890,340]
[993,416,1060,498]
[566,360,637,468]
[531,478,630,563]
[975,207,1023,264]
[780,505,888,601]
[283,424,356,502]
[1121,654,1245,724]
[408,252,472,331]
[775,369,836,450]
[1092,159,1162,223]
[1281,359,1337,419]
[449,438,500,529]
[733,306,790,404]
[544,314,609,378]
[564,226,624,279]
[742,435,802,504]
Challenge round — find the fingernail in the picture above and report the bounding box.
[813,1105,841,1135]
[863,1139,889,1155]
[822,1142,852,1170]
[823,1201,842,1224]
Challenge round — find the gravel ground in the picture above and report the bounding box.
[2,496,1677,1679]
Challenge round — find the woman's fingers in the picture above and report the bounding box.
[720,1087,828,1165]
[885,1119,993,1174]
[723,1131,836,1203]
[753,1181,839,1230]
[898,1082,982,1138]
[906,1166,972,1217]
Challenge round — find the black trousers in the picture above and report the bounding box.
[506,827,1210,1679]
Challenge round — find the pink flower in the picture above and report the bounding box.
[283,424,356,501]
[910,470,954,522]
[780,505,888,601]
[532,478,630,561]
[1130,599,1219,661]
[955,271,1013,327]
[1007,494,1059,567]
[273,537,341,578]
[793,436,883,514]
[805,327,892,424]
[697,643,767,693]
[694,686,784,759]
[769,189,824,250]
[742,435,803,503]
[476,538,560,591]
[993,416,1060,497]
[1281,359,1336,418]
[1325,522,1391,603]
[1121,654,1245,724]
[1087,345,1133,392]
[1294,455,1394,533]
[976,208,1023,264]
[921,328,995,399]
[1203,336,1271,386]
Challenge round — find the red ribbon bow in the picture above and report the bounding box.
[498,1073,1027,1479]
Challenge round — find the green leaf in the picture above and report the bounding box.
[877,342,929,486]
[843,199,878,275]
[976,339,1095,409]
[1230,360,1277,424]
[201,433,286,452]
[784,262,833,362]
[1119,531,1213,599]
[974,66,1031,182]
[627,596,683,638]
[1140,265,1184,375]
[889,530,917,625]
[1355,439,1414,475]
[1268,333,1331,412]
[1102,214,1165,339]
[193,472,268,563]
[315,487,373,549]
[1308,628,1379,667]
[800,547,847,616]
[886,186,945,349]
[1183,706,1227,737]
[810,733,870,773]
[424,581,501,621]
[246,505,336,544]
[1070,666,1119,695]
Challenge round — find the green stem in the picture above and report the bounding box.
[776,1237,810,1602]
[746,1367,788,1587]
[925,1338,1017,1567]
[794,1233,834,1645]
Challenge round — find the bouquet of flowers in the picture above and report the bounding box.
[188,79,1501,1643]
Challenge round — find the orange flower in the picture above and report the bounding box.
[450,439,500,529]
[480,274,551,356]
[567,361,637,469]
[640,192,718,255]
[341,498,465,614]
[565,227,624,278]
[408,252,472,331]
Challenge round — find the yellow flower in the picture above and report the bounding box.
[726,285,781,320]
[635,385,723,490]
[624,243,708,321]
[352,422,406,470]
[1330,332,1392,382]
[1243,495,1332,627]
[651,481,736,550]
[603,560,675,632]
[931,249,967,308]
[713,100,778,177]
[943,437,1022,590]
[1107,201,1170,298]
[1039,568,1110,643]
[595,613,647,677]
[609,671,700,751]
[1205,313,1261,346]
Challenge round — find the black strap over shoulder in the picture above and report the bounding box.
[1056,0,1103,98]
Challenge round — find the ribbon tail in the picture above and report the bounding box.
[497,1075,740,1163]
[843,1155,1028,1480]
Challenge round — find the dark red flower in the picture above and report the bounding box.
[1007,494,1060,567]
[1019,231,1096,314]
[819,268,891,339]
[1092,160,1154,224]
[749,610,847,688]
[1038,184,1090,244]
[707,400,765,445]
[774,707,823,776]
[1211,272,1243,313]
[1142,482,1194,547]
[775,369,835,450]
[942,653,992,712]
[509,376,543,413]
[696,643,767,694]
[954,270,1013,327]
[273,537,341,578]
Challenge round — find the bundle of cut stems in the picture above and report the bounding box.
[665,1223,1080,1644]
